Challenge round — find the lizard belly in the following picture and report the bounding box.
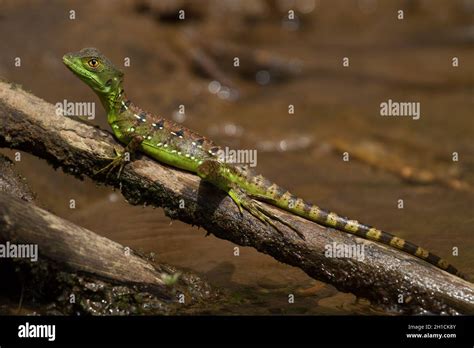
[109,112,211,174]
[140,140,200,173]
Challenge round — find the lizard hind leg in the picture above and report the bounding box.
[197,160,304,238]
[229,186,305,239]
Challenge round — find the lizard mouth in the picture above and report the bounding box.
[62,54,103,88]
[62,54,74,68]
[62,54,81,76]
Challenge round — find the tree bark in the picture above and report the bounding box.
[0,191,168,292]
[0,154,219,314]
[0,80,473,314]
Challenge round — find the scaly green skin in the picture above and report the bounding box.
[63,48,465,279]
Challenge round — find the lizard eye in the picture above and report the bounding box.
[88,58,99,68]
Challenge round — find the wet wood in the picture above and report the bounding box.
[0,190,169,292]
[0,80,473,314]
[0,154,35,203]
[0,154,219,313]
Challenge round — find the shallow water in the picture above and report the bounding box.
[0,0,473,314]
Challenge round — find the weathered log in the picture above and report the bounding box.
[0,190,167,291]
[0,154,35,203]
[0,80,472,314]
[0,154,219,314]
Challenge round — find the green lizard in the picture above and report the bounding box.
[63,47,465,279]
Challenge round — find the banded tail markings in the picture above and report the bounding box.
[326,212,339,227]
[366,228,382,241]
[309,206,321,219]
[390,237,406,249]
[254,180,465,279]
[345,220,360,233]
[415,247,430,259]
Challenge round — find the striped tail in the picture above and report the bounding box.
[261,182,465,279]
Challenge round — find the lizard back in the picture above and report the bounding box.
[111,98,221,172]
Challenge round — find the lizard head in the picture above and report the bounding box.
[63,48,124,95]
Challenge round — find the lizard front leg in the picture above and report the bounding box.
[95,135,143,179]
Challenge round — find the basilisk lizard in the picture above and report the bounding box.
[63,48,465,279]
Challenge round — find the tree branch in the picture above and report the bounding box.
[0,190,167,291]
[0,80,472,314]
[0,154,219,314]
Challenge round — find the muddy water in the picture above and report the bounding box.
[0,0,473,314]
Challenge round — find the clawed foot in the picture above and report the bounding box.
[228,187,304,239]
[94,147,129,180]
